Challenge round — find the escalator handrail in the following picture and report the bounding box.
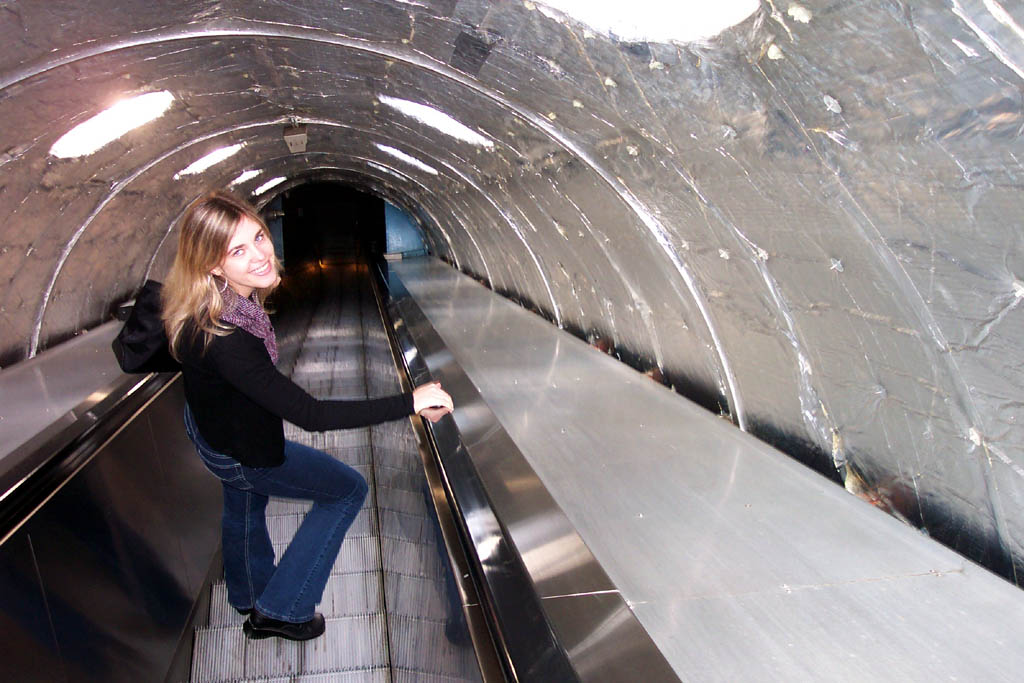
[0,369,178,545]
[375,262,581,683]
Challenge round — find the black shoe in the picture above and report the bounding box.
[243,610,326,641]
[234,607,252,616]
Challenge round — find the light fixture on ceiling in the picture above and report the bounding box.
[253,176,286,196]
[173,143,244,179]
[377,95,494,148]
[49,91,176,159]
[229,169,262,186]
[375,143,439,175]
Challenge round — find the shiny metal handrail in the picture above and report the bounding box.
[0,370,177,545]
[371,267,504,682]
[377,264,581,683]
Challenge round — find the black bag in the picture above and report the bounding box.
[111,280,180,373]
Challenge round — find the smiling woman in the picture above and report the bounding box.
[159,191,454,641]
[214,218,279,297]
[161,192,281,356]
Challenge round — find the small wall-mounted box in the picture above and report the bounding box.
[283,124,307,153]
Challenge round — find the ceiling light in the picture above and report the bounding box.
[378,95,493,148]
[50,91,175,158]
[173,143,244,179]
[375,144,439,175]
[253,176,286,195]
[229,169,261,186]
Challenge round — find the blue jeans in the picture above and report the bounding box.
[184,405,368,622]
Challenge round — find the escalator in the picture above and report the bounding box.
[0,259,520,682]
[189,262,482,681]
[9,252,1020,681]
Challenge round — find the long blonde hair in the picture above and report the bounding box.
[162,191,282,358]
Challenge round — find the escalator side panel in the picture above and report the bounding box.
[363,269,482,681]
[0,378,221,682]
[0,533,66,682]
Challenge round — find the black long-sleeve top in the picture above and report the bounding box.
[179,325,413,467]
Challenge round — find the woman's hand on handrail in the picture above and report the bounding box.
[412,381,454,423]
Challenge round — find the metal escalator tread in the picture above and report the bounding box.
[193,614,389,679]
[190,265,479,682]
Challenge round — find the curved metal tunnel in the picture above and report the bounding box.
[2,1,1023,584]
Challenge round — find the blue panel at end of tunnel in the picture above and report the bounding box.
[385,202,426,257]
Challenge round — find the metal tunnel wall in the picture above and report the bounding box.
[1,1,1023,582]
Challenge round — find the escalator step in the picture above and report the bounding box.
[208,572,385,627]
[191,613,388,681]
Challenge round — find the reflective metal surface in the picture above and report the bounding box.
[0,376,222,682]
[0,321,122,461]
[2,0,1024,608]
[391,257,1024,682]
[387,262,676,682]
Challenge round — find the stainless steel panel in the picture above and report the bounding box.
[144,381,223,599]
[392,258,1024,681]
[541,593,679,683]
[0,532,65,682]
[388,265,618,681]
[0,321,122,460]
[0,377,222,682]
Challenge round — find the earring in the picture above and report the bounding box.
[209,274,228,293]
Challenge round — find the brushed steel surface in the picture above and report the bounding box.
[0,376,222,682]
[0,321,122,460]
[541,593,682,683]
[387,263,672,681]
[0,533,65,682]
[392,257,1024,681]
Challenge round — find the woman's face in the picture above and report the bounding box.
[212,216,278,298]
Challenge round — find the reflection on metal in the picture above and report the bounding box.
[0,368,173,543]
[386,262,678,681]
[391,257,1024,681]
[0,376,222,682]
[3,0,1024,596]
[0,321,122,462]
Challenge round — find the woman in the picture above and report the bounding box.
[163,191,453,641]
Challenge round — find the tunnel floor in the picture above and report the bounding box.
[189,263,479,682]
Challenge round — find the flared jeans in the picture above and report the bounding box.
[184,404,368,622]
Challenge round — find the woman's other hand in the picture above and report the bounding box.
[413,382,453,423]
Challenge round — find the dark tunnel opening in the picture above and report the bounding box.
[278,183,387,268]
